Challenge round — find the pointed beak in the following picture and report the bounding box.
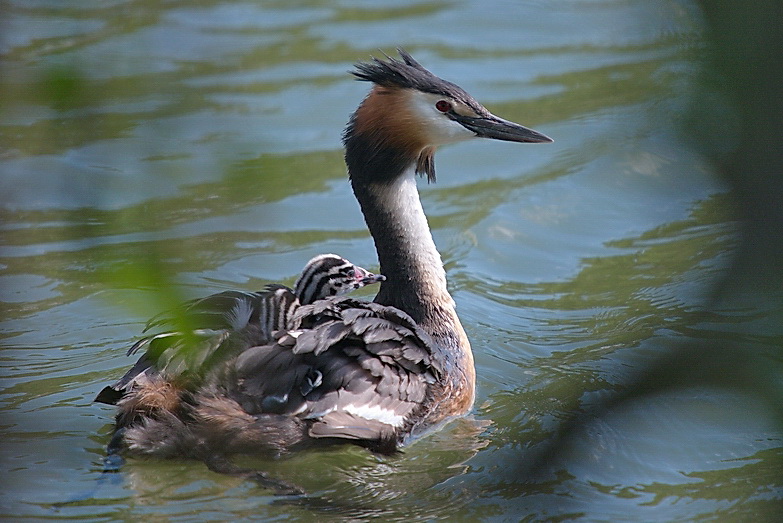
[452,113,553,144]
[354,266,386,286]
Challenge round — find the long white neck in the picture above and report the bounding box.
[351,165,472,376]
[355,167,449,317]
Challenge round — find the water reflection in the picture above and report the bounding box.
[1,0,781,520]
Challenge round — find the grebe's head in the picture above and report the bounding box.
[294,254,385,304]
[344,49,552,183]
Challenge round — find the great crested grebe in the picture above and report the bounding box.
[97,50,551,461]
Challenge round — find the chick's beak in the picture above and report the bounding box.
[354,267,386,285]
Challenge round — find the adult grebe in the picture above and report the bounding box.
[97,50,551,460]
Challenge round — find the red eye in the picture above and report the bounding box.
[435,100,451,113]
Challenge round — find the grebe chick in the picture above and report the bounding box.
[95,254,383,408]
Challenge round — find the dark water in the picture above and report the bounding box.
[1,0,781,520]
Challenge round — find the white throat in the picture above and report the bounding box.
[372,166,453,306]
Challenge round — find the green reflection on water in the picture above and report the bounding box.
[0,0,781,520]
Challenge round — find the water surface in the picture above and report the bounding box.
[2,0,781,520]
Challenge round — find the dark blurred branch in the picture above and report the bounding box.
[521,0,783,494]
[700,0,783,291]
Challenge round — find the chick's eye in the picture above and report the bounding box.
[435,100,452,113]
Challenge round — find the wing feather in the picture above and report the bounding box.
[103,294,440,452]
[209,296,439,445]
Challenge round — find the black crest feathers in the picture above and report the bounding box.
[351,48,467,99]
